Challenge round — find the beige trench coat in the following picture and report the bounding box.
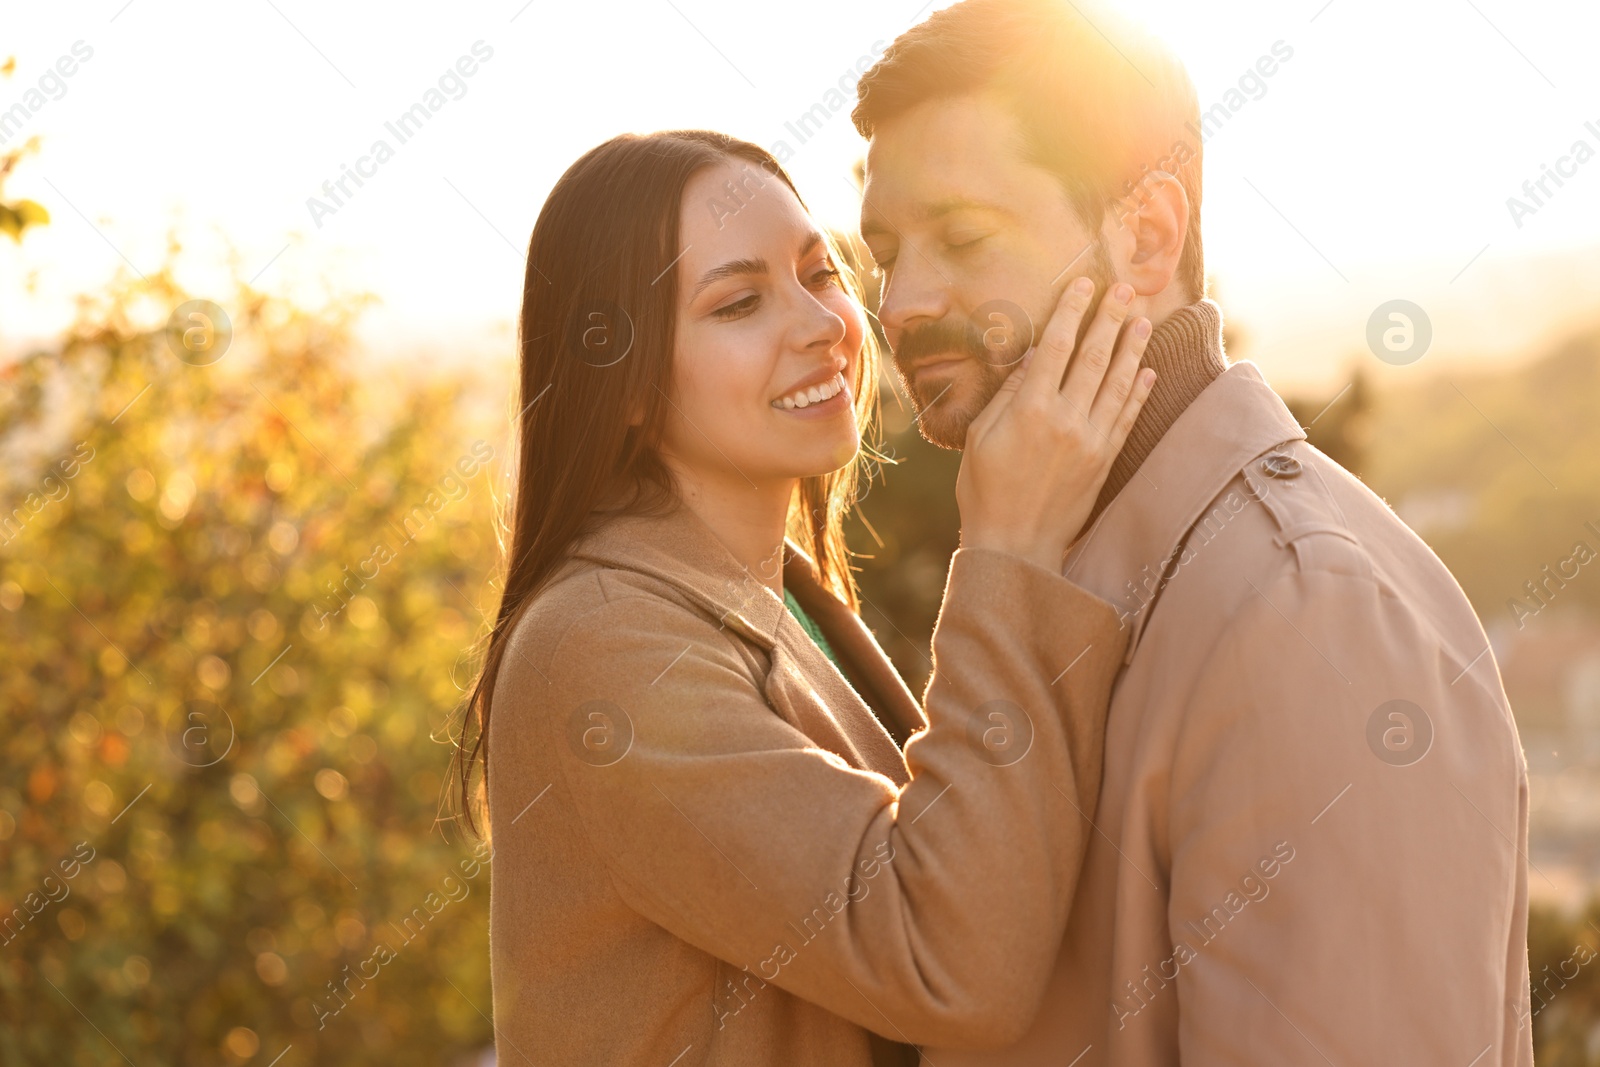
[486,503,1127,1065]
[925,361,1534,1066]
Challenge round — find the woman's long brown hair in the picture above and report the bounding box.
[451,130,881,837]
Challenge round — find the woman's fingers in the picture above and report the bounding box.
[1107,368,1158,452]
[1019,277,1094,403]
[1087,314,1152,433]
[956,278,1157,570]
[963,347,1033,445]
[1058,281,1136,415]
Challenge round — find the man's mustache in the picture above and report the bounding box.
[896,313,1030,371]
[893,285,1111,374]
[893,318,1006,369]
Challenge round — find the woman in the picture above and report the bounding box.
[454,130,1154,1065]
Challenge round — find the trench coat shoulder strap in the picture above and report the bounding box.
[1237,439,1376,584]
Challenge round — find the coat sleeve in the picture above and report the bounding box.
[1165,568,1532,1066]
[531,547,1125,1049]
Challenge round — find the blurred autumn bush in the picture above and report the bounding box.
[0,244,503,1062]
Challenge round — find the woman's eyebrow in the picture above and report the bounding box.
[691,232,828,297]
[693,257,766,297]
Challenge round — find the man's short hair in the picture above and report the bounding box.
[853,0,1205,299]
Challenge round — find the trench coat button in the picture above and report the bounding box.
[1261,452,1302,479]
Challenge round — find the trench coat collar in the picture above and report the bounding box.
[568,503,790,651]
[1063,360,1305,661]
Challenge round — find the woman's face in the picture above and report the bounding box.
[661,160,865,491]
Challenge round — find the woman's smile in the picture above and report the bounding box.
[771,370,850,413]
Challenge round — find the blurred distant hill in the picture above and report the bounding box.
[1364,322,1600,631]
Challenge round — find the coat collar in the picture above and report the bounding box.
[567,502,914,779]
[568,503,790,651]
[1063,360,1305,661]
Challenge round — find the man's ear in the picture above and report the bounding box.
[1105,171,1188,297]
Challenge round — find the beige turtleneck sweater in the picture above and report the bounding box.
[1088,297,1229,525]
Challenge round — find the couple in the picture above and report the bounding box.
[458,0,1533,1063]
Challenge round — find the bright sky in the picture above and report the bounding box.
[4,0,1599,391]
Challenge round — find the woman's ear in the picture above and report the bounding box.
[1105,171,1189,297]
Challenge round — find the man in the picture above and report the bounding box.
[852,1,1533,1063]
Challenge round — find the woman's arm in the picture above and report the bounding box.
[517,546,1124,1050]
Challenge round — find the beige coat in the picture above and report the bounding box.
[925,361,1534,1065]
[487,503,1127,1065]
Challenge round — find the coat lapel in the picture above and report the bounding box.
[568,505,913,786]
[761,631,910,787]
[783,546,926,750]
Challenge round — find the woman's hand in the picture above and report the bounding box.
[956,277,1156,572]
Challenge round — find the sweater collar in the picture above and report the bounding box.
[1089,297,1230,525]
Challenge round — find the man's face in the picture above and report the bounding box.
[860,93,1116,449]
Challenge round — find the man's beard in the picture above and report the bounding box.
[890,240,1117,450]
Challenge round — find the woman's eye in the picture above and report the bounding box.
[712,294,759,319]
[947,233,989,252]
[809,266,843,288]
